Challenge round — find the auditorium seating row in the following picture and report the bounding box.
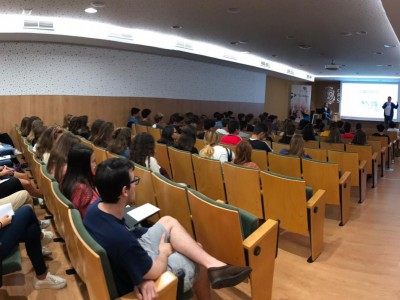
[13,127,280,300]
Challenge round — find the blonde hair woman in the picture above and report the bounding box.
[279,134,311,158]
[199,130,234,163]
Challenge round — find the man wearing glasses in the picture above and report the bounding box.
[84,158,251,300]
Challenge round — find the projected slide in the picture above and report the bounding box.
[340,83,399,121]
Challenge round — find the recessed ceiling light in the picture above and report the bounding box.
[238,40,248,44]
[272,54,278,57]
[299,64,304,67]
[91,1,105,8]
[384,44,396,48]
[230,41,238,45]
[85,7,97,13]
[340,31,352,36]
[286,35,295,39]
[171,25,182,29]
[376,64,391,67]
[227,7,240,13]
[22,9,32,15]
[374,51,382,55]
[355,31,367,35]
[298,44,311,50]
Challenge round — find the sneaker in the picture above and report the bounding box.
[33,272,67,290]
[40,220,50,229]
[41,230,54,246]
[42,247,52,257]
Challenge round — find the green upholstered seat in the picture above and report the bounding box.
[2,246,22,275]
[188,189,258,239]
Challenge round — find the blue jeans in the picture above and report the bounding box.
[0,206,46,276]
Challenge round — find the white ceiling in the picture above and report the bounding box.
[1,0,400,81]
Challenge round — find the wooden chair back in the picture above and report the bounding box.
[342,138,353,144]
[271,142,290,153]
[147,127,162,141]
[345,144,375,175]
[304,140,319,149]
[304,148,327,162]
[167,147,196,188]
[320,142,345,151]
[135,124,149,134]
[222,162,264,219]
[151,172,195,238]
[191,155,226,201]
[92,145,108,164]
[195,138,206,152]
[40,165,56,215]
[132,163,159,223]
[367,140,384,167]
[368,136,390,167]
[51,181,74,239]
[251,149,268,170]
[155,143,171,179]
[80,138,93,150]
[267,152,301,178]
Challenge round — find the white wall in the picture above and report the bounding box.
[0,42,266,103]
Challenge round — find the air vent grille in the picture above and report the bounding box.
[24,20,54,31]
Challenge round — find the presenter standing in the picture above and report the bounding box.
[382,96,398,129]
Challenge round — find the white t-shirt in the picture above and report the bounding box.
[216,128,228,135]
[144,156,161,173]
[384,103,392,116]
[210,145,235,163]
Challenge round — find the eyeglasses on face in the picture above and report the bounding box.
[130,176,140,185]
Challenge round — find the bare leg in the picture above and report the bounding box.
[18,178,43,198]
[158,216,225,269]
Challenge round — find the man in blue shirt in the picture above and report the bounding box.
[84,158,251,299]
[127,107,141,128]
[382,96,398,129]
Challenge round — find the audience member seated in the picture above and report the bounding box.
[341,122,354,139]
[245,113,255,132]
[216,118,229,135]
[175,126,199,154]
[131,133,168,177]
[35,126,63,164]
[184,113,200,129]
[27,119,44,144]
[387,121,400,139]
[61,144,99,218]
[22,116,41,137]
[19,117,30,136]
[84,158,251,298]
[139,108,152,126]
[152,112,164,129]
[372,123,390,144]
[158,125,179,146]
[325,127,343,144]
[302,123,316,141]
[268,115,279,132]
[127,107,141,128]
[0,205,66,290]
[47,132,80,183]
[234,140,260,170]
[220,120,242,145]
[62,114,73,130]
[238,120,251,139]
[214,112,223,129]
[197,119,215,140]
[278,121,296,144]
[337,120,345,133]
[351,127,367,145]
[0,190,32,211]
[72,115,90,139]
[88,119,105,142]
[279,134,312,159]
[92,122,115,148]
[168,112,184,127]
[107,127,132,158]
[0,166,43,199]
[248,123,272,152]
[199,130,235,163]
[31,125,47,148]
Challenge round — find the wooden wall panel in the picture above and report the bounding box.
[0,95,264,139]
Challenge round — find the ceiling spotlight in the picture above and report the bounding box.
[355,31,367,35]
[340,31,352,36]
[91,1,105,8]
[227,7,240,13]
[22,9,32,15]
[374,52,382,55]
[384,44,396,48]
[298,44,311,50]
[238,40,248,44]
[171,25,182,29]
[325,60,341,71]
[272,54,278,57]
[230,41,239,45]
[85,7,97,13]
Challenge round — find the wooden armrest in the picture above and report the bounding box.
[243,219,279,250]
[339,171,351,186]
[216,199,225,203]
[306,189,326,209]
[372,152,378,161]
[359,160,367,171]
[119,271,178,300]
